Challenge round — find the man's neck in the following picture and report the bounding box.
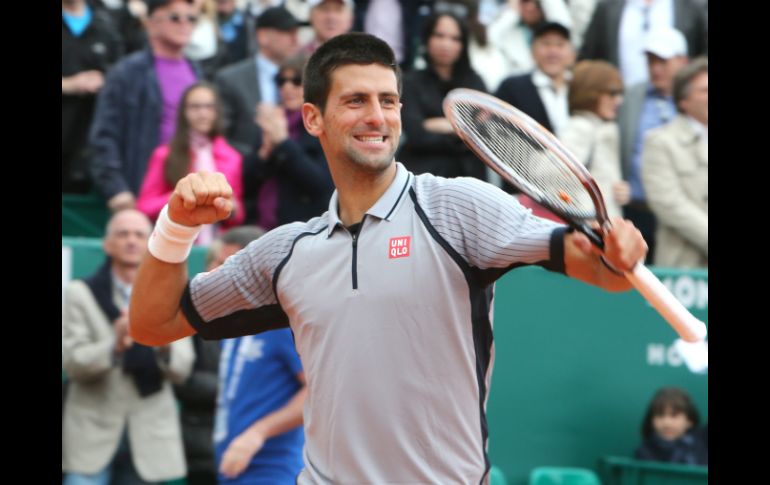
[334,162,398,226]
[546,71,566,90]
[112,264,139,286]
[651,83,672,97]
[536,69,566,90]
[258,50,283,67]
[687,114,707,129]
[433,64,452,82]
[151,40,185,60]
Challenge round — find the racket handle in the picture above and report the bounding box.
[625,263,708,342]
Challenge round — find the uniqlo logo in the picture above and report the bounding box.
[388,236,411,259]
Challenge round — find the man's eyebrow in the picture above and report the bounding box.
[340,91,400,99]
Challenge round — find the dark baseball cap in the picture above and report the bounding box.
[256,6,301,31]
[145,0,194,16]
[532,21,571,42]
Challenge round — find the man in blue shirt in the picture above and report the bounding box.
[617,26,689,263]
[209,227,307,485]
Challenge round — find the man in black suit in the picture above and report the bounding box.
[495,21,575,137]
[214,6,300,157]
[494,21,573,202]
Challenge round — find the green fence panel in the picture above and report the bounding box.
[486,266,707,485]
[598,456,707,485]
[62,193,111,238]
[62,237,208,281]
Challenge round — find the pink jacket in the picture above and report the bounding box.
[136,136,245,227]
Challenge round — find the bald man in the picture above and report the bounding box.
[62,209,194,484]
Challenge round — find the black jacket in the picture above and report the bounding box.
[579,0,708,65]
[399,68,488,180]
[89,49,202,199]
[62,5,123,192]
[494,73,553,133]
[244,127,334,227]
[173,335,221,475]
[635,425,708,466]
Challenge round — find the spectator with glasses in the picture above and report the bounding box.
[136,81,245,245]
[560,60,630,219]
[243,53,333,230]
[89,0,203,213]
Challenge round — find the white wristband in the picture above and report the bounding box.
[147,205,201,264]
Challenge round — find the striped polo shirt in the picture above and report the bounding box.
[182,162,568,484]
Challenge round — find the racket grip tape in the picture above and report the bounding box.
[625,264,708,342]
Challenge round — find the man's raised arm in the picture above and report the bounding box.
[130,172,234,345]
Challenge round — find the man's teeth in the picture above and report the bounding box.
[357,136,384,142]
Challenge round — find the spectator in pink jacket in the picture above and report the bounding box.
[137,81,244,244]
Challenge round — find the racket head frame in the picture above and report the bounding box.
[443,88,611,247]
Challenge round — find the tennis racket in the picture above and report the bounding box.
[443,88,707,343]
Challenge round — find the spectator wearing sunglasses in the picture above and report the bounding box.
[560,60,630,220]
[243,54,333,230]
[89,0,203,214]
[214,6,300,159]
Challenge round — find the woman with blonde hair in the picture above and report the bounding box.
[560,60,630,218]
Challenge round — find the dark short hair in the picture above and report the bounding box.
[279,53,310,77]
[640,387,700,440]
[146,0,193,16]
[255,6,300,32]
[532,21,571,43]
[673,56,708,113]
[221,225,266,249]
[303,32,401,112]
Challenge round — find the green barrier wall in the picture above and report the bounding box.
[62,194,111,238]
[486,267,707,484]
[598,456,707,485]
[62,237,208,279]
[62,239,707,484]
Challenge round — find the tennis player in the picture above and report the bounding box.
[130,32,647,483]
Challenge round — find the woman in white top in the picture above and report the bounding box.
[560,60,630,219]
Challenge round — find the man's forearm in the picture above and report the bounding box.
[247,386,308,440]
[129,255,196,345]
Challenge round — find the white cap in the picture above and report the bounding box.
[644,27,688,59]
[307,0,354,9]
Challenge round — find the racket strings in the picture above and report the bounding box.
[452,102,595,220]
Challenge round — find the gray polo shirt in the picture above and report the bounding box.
[183,162,568,484]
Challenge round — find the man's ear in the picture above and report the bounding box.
[302,102,324,137]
